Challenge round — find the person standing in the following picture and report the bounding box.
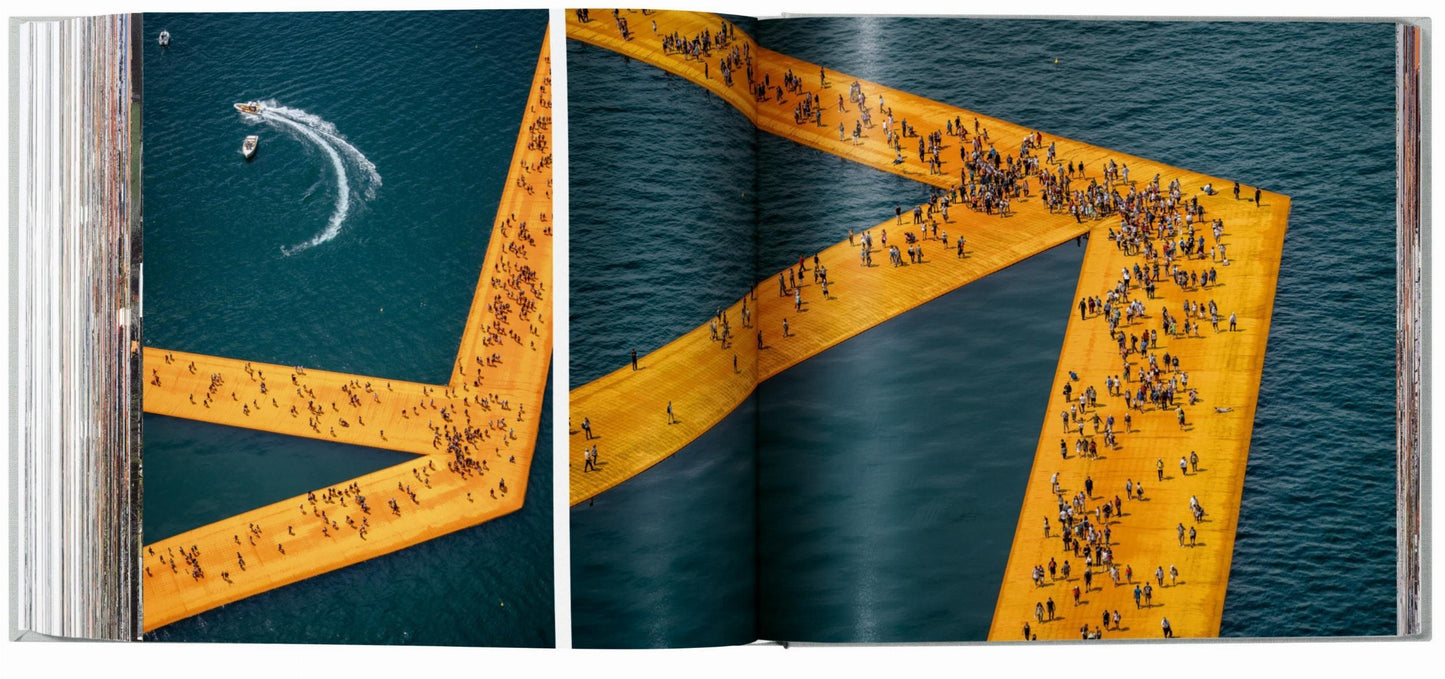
[667,401,675,425]
[631,348,638,371]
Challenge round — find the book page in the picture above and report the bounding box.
[137,9,555,645]
[749,15,1398,643]
[566,9,763,648]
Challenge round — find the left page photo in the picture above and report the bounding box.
[138,9,554,645]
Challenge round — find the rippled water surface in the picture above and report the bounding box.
[575,16,1398,645]
[142,10,553,646]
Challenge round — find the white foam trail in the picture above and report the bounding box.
[239,100,381,254]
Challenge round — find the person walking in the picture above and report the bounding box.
[667,401,675,425]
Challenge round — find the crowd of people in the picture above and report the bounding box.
[1018,139,1255,641]
[577,21,1261,642]
[146,52,554,608]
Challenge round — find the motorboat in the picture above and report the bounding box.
[158,30,170,46]
[233,102,262,115]
[241,135,259,160]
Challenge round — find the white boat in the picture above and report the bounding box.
[233,102,262,115]
[241,135,259,160]
[158,30,170,46]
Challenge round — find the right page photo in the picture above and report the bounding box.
[569,9,1400,645]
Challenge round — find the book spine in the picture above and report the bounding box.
[13,13,139,641]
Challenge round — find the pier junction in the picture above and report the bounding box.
[567,10,1289,640]
[140,33,553,631]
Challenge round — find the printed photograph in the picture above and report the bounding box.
[566,9,1400,646]
[139,9,555,646]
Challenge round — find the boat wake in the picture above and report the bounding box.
[238,100,381,255]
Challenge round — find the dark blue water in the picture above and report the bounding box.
[570,17,1398,645]
[144,10,544,385]
[567,28,759,388]
[141,10,554,646]
[759,17,1399,639]
[570,399,759,649]
[756,243,1083,643]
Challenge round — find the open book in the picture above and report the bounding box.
[10,9,556,645]
[565,9,1422,646]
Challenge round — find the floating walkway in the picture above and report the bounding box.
[988,189,1289,641]
[568,10,1290,639]
[568,189,1090,504]
[140,32,553,631]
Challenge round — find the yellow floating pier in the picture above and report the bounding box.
[568,10,1291,639]
[141,32,554,632]
[988,191,1289,641]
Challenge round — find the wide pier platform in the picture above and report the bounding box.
[141,32,554,631]
[567,10,1290,639]
[987,191,1288,641]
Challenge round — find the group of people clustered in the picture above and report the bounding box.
[578,11,1264,643]
[146,62,555,595]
